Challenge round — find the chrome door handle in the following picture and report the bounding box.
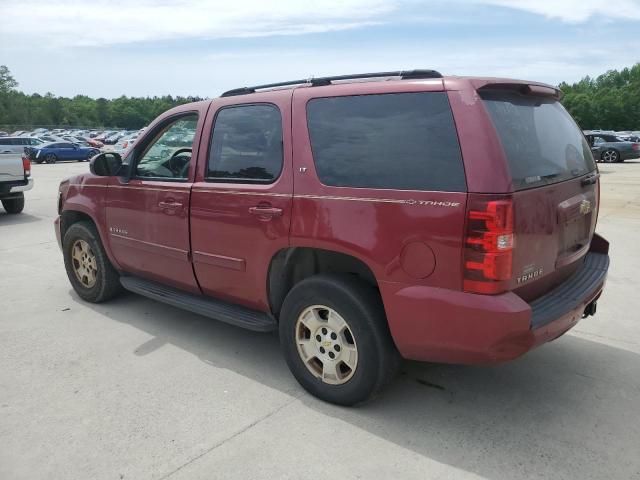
[248,206,283,217]
[158,201,183,209]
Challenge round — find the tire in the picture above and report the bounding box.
[63,221,122,303]
[601,149,619,163]
[2,194,25,214]
[84,150,98,162]
[279,274,400,406]
[45,153,57,164]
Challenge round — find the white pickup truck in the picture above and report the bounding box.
[0,152,32,214]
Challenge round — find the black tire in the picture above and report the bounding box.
[84,150,98,161]
[279,274,400,406]
[2,194,25,214]
[63,221,122,303]
[601,149,619,163]
[45,153,57,164]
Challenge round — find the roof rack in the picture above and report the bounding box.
[220,69,443,97]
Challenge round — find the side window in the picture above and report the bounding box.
[135,113,198,180]
[594,137,605,145]
[0,139,8,145]
[307,92,466,192]
[207,104,283,183]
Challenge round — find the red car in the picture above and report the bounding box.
[55,70,609,405]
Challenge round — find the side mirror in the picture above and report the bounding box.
[90,152,123,176]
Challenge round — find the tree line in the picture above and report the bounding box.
[558,63,640,131]
[1,63,639,131]
[0,66,203,131]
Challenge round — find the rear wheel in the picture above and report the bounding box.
[602,149,619,163]
[279,274,400,405]
[45,153,57,164]
[63,221,122,303]
[2,193,25,214]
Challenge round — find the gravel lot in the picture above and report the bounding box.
[1,160,640,480]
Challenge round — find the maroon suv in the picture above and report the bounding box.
[55,70,609,405]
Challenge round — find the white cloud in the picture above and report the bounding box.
[474,0,640,22]
[1,0,639,50]
[0,0,396,47]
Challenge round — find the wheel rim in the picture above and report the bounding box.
[603,150,617,163]
[295,305,358,385]
[71,239,98,288]
[46,154,55,163]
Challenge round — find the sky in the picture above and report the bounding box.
[1,0,639,99]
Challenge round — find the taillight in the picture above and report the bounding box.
[22,156,31,177]
[632,143,640,151]
[463,195,514,294]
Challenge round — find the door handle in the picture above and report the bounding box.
[248,206,283,218]
[158,201,183,209]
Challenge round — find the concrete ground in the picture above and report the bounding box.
[1,160,639,480]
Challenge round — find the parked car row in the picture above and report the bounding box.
[0,126,147,163]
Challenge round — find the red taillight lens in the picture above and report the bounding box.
[22,156,31,177]
[463,196,514,294]
[632,143,640,151]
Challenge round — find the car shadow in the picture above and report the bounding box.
[72,290,640,480]
[0,212,41,225]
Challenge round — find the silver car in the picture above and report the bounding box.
[585,133,640,163]
[0,136,45,154]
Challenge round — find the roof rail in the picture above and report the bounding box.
[220,69,443,97]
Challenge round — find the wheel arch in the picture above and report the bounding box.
[267,246,381,319]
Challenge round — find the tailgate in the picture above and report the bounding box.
[480,88,599,301]
[0,153,25,183]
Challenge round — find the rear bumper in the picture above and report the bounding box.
[382,242,609,364]
[0,178,33,196]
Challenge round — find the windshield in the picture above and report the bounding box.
[482,90,596,190]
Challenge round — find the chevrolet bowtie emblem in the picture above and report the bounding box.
[579,199,592,215]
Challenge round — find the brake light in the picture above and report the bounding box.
[463,195,514,294]
[632,143,640,151]
[22,156,31,177]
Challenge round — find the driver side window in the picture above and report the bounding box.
[135,113,198,180]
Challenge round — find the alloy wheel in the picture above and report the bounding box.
[71,239,98,288]
[295,305,358,385]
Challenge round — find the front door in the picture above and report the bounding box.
[105,112,202,293]
[190,92,293,311]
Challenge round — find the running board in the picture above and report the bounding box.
[120,276,277,332]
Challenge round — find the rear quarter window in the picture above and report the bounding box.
[306,92,466,192]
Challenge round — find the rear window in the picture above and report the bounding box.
[481,91,596,190]
[306,92,466,192]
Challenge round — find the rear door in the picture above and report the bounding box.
[190,91,293,311]
[479,88,598,300]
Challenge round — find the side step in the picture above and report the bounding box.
[120,276,277,332]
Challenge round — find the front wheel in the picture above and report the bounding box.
[279,274,400,406]
[45,153,57,164]
[63,222,122,303]
[602,149,619,163]
[2,193,25,214]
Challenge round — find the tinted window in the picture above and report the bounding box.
[135,114,198,179]
[306,92,466,191]
[0,139,8,145]
[207,104,283,183]
[482,91,596,190]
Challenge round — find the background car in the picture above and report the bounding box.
[586,132,640,163]
[0,136,45,154]
[31,142,100,164]
[585,133,640,162]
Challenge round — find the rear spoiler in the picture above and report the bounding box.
[478,82,563,101]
